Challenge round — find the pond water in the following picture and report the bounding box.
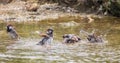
[0,16,120,63]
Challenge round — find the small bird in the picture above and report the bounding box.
[80,30,103,43]
[63,34,81,44]
[37,28,54,46]
[6,24,18,39]
[87,33,103,43]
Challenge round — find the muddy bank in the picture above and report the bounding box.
[0,1,104,22]
[0,2,61,22]
[0,1,73,22]
[25,0,120,17]
[0,0,120,21]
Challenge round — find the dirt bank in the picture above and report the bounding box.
[0,1,103,22]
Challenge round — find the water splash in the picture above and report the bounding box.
[79,29,108,43]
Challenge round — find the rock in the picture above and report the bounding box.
[0,0,13,4]
[25,2,39,12]
[81,16,94,23]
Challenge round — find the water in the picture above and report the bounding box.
[0,16,120,63]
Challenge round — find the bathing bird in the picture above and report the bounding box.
[37,28,54,46]
[6,24,19,39]
[63,34,81,44]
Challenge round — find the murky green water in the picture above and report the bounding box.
[0,16,120,63]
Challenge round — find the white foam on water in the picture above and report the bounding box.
[6,38,43,50]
